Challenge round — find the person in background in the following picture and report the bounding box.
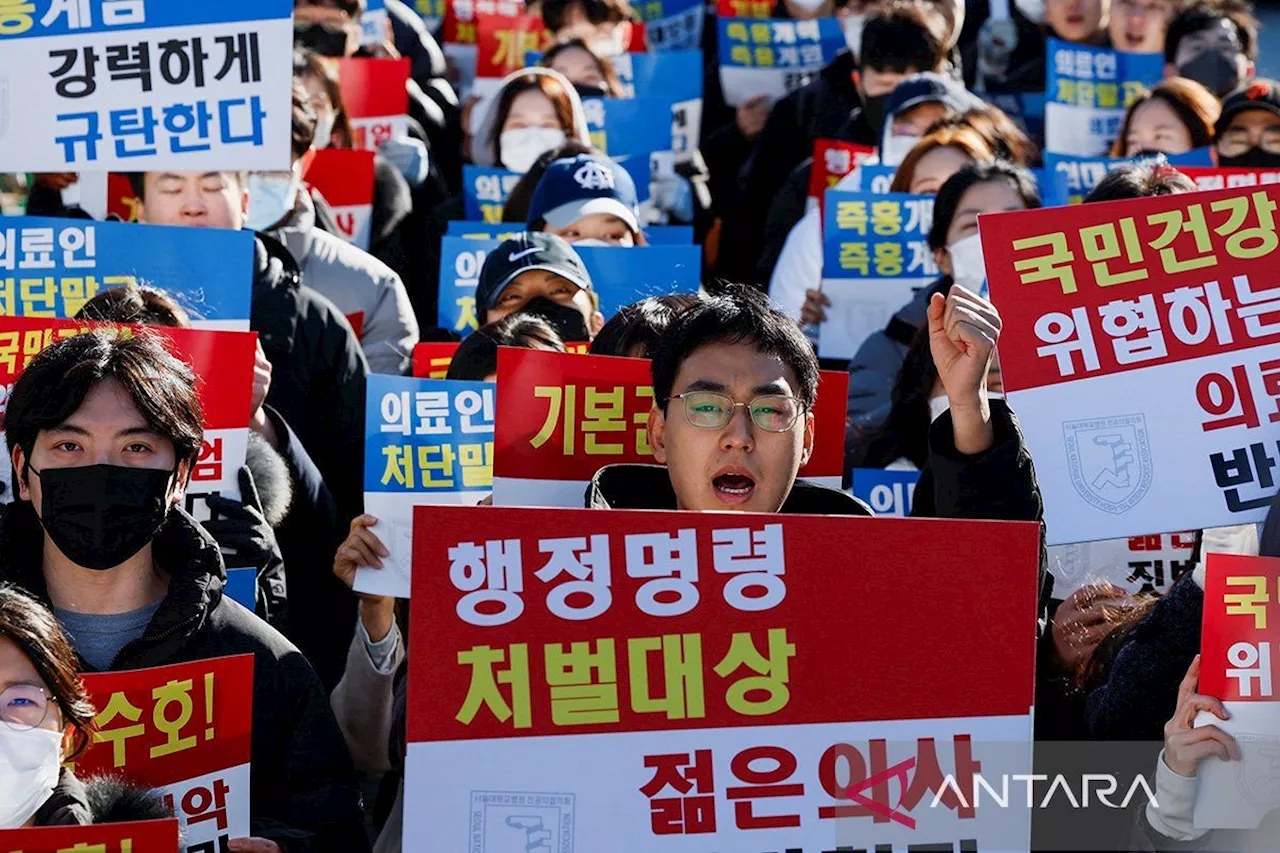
[774,125,995,326]
[540,0,636,57]
[294,49,416,285]
[589,294,702,358]
[541,38,624,97]
[468,68,593,174]
[1164,0,1258,98]
[1109,0,1179,53]
[1045,0,1111,45]
[502,141,597,223]
[445,315,567,382]
[876,72,985,167]
[474,232,603,342]
[845,163,1042,458]
[0,333,368,853]
[1214,78,1280,167]
[527,154,645,246]
[1083,159,1199,201]
[1110,77,1221,157]
[724,2,950,284]
[937,105,1039,164]
[260,83,419,376]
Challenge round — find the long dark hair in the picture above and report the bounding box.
[0,583,96,757]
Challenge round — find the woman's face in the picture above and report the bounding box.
[1123,97,1193,156]
[908,146,975,196]
[0,636,63,739]
[548,46,604,89]
[935,178,1029,275]
[1046,0,1107,43]
[502,88,564,133]
[300,74,337,148]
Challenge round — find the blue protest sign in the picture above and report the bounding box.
[446,221,694,244]
[462,166,523,222]
[850,468,921,517]
[716,17,844,106]
[582,96,678,157]
[636,0,704,51]
[224,568,258,611]
[611,50,703,100]
[1044,39,1163,156]
[1043,147,1214,203]
[0,217,253,326]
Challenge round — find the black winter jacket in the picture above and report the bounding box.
[1,504,370,853]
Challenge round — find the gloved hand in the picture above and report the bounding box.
[203,468,288,628]
[379,136,430,188]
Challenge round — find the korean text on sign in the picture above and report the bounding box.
[715,16,843,106]
[77,655,254,853]
[982,183,1280,543]
[402,505,1042,851]
[0,0,295,171]
[1044,38,1162,157]
[0,819,180,853]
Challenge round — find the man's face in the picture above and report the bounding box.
[15,379,184,510]
[138,172,246,229]
[484,269,604,333]
[1108,0,1171,52]
[1046,0,1107,42]
[649,341,815,513]
[1217,108,1280,158]
[860,67,916,99]
[1173,18,1250,87]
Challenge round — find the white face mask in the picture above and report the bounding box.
[0,727,63,828]
[947,232,987,292]
[569,237,615,247]
[313,111,335,149]
[590,30,626,58]
[879,133,919,167]
[499,127,567,174]
[245,168,301,232]
[842,13,866,54]
[1013,0,1044,23]
[790,0,827,11]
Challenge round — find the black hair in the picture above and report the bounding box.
[860,1,947,74]
[542,0,631,30]
[1165,0,1259,64]
[5,331,205,472]
[123,171,246,203]
[1084,161,1198,202]
[291,80,318,160]
[503,140,596,223]
[589,294,701,358]
[75,283,191,328]
[445,314,566,381]
[650,285,819,410]
[928,161,1041,251]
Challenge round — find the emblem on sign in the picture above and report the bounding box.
[1063,414,1153,515]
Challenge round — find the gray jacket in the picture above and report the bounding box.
[273,191,419,375]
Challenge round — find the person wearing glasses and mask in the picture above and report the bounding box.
[585,285,1043,531]
[1215,79,1280,168]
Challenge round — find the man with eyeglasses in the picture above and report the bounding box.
[1215,79,1280,167]
[588,283,1042,525]
[1109,0,1176,53]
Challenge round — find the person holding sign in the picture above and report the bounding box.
[475,232,604,340]
[469,68,593,174]
[1045,0,1111,45]
[1110,0,1178,53]
[541,39,624,97]
[541,0,636,58]
[1165,0,1258,98]
[1109,77,1221,157]
[527,153,646,246]
[0,334,368,853]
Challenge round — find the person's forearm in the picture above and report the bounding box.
[948,394,994,455]
[251,407,281,449]
[360,597,396,644]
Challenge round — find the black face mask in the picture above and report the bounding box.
[294,23,350,57]
[519,296,592,343]
[573,82,608,100]
[1178,50,1239,98]
[861,93,888,139]
[30,464,174,571]
[1219,147,1280,168]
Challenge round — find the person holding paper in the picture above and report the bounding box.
[0,333,369,853]
[1110,77,1221,157]
[527,153,646,246]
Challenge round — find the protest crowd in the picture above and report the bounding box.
[1,0,1280,851]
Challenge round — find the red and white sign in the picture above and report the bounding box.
[475,12,550,80]
[304,148,376,251]
[1177,166,1280,192]
[412,341,461,379]
[78,656,255,853]
[1048,530,1198,595]
[0,317,257,509]
[983,183,1280,544]
[492,348,848,507]
[808,139,876,208]
[337,57,411,151]
[403,506,1040,851]
[1195,553,1280,830]
[0,820,180,853]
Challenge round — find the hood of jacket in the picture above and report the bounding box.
[272,189,321,268]
[586,463,872,515]
[32,769,92,827]
[0,502,229,671]
[469,67,592,168]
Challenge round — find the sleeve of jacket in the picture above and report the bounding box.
[331,625,406,774]
[767,205,822,321]
[251,648,371,853]
[362,266,419,375]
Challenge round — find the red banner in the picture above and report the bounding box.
[0,820,179,853]
[336,57,409,120]
[412,341,461,378]
[0,318,256,431]
[808,139,876,203]
[107,172,143,222]
[305,148,375,208]
[443,0,525,44]
[1176,166,1280,192]
[475,13,551,79]
[1200,553,1280,703]
[717,0,773,17]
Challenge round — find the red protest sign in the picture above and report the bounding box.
[107,172,143,222]
[0,820,180,853]
[305,148,376,250]
[808,139,876,202]
[443,0,525,44]
[402,505,1040,849]
[717,0,773,16]
[1176,166,1280,192]
[475,12,551,79]
[336,57,411,150]
[492,348,846,505]
[412,341,461,378]
[1200,553,1280,704]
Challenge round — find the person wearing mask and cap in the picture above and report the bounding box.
[540,0,636,58]
[1163,0,1258,99]
[474,232,604,343]
[877,72,986,166]
[468,68,593,175]
[527,153,645,247]
[1214,79,1280,167]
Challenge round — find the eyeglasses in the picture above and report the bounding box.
[668,392,806,433]
[0,684,53,732]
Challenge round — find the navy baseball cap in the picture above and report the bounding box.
[475,232,593,313]
[527,154,641,235]
[885,72,983,121]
